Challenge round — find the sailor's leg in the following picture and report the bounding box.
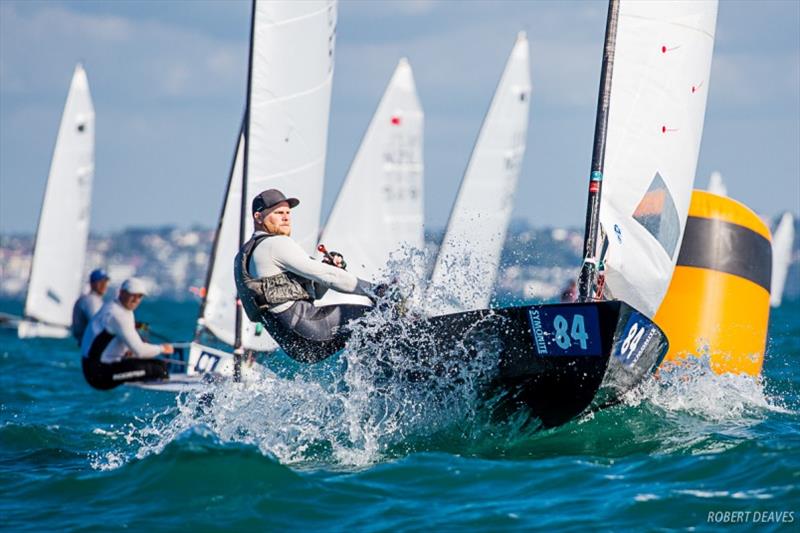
[82,357,116,390]
[274,301,371,342]
[105,359,169,387]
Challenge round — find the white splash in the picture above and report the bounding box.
[115,246,501,468]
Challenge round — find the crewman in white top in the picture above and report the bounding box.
[234,189,381,363]
[80,277,174,390]
[71,268,109,344]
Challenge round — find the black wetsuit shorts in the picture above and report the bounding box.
[81,357,168,391]
[273,300,371,343]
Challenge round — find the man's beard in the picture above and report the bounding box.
[266,221,291,236]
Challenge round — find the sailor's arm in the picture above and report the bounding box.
[268,237,367,295]
[71,298,86,340]
[109,312,165,359]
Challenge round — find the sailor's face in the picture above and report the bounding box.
[259,202,292,236]
[92,278,109,296]
[119,290,144,311]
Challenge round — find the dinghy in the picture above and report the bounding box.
[17,64,94,339]
[707,171,727,197]
[317,58,424,308]
[251,0,718,427]
[130,0,337,389]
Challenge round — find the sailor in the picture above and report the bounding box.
[71,268,110,344]
[234,189,378,363]
[560,279,578,303]
[80,277,174,390]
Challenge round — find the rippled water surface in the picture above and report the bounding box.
[1,298,797,531]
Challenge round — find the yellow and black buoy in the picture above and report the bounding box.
[654,190,771,376]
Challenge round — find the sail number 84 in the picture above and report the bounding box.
[554,314,589,350]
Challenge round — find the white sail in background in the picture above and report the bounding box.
[245,0,336,255]
[428,32,531,315]
[20,64,94,338]
[317,58,424,307]
[770,211,795,307]
[707,170,727,196]
[198,134,276,351]
[599,1,718,318]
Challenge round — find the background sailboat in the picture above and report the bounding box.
[771,211,795,307]
[18,64,95,339]
[317,57,424,307]
[427,32,531,316]
[707,170,727,196]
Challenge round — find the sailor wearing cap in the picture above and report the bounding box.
[80,277,174,390]
[234,189,378,363]
[71,268,110,344]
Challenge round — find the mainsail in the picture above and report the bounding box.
[195,0,336,352]
[770,211,795,307]
[21,64,94,336]
[245,0,336,254]
[594,0,719,318]
[428,32,531,315]
[317,58,423,306]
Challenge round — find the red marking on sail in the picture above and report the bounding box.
[691,81,704,94]
[589,182,600,193]
[661,125,678,134]
[189,286,206,298]
[391,116,401,126]
[661,45,680,54]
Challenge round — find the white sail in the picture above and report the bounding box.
[199,134,276,351]
[428,32,531,315]
[707,170,727,196]
[21,64,94,337]
[770,211,795,307]
[599,1,718,318]
[198,0,337,351]
[317,58,424,307]
[245,0,336,255]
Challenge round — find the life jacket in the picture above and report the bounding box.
[234,233,313,322]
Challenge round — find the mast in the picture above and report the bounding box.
[578,0,620,302]
[234,0,258,381]
[194,116,245,340]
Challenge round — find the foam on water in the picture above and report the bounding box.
[625,355,790,421]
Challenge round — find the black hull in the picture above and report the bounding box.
[402,301,667,427]
[268,299,668,429]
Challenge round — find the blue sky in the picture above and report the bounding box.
[1,0,798,235]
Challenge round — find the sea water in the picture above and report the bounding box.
[1,297,797,531]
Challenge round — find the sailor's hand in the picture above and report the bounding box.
[161,343,174,355]
[135,321,149,331]
[322,251,347,270]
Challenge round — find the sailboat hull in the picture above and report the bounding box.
[268,299,667,427]
[17,320,70,339]
[126,342,264,392]
[411,301,667,427]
